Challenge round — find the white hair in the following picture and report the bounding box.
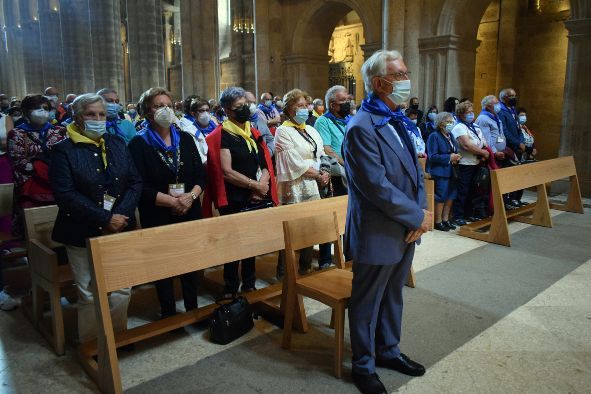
[435,112,453,130]
[481,95,497,109]
[499,88,514,101]
[71,93,105,117]
[312,98,323,107]
[324,85,347,110]
[361,49,403,94]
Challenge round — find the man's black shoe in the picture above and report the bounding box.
[451,218,466,226]
[351,372,387,394]
[376,353,426,377]
[443,221,456,230]
[434,222,449,232]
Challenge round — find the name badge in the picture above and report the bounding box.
[103,194,116,212]
[497,136,505,143]
[256,168,262,182]
[168,183,185,197]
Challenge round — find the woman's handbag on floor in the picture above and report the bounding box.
[209,296,254,345]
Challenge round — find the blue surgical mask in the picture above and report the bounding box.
[519,115,527,124]
[49,109,56,121]
[264,100,272,108]
[445,123,454,133]
[106,102,121,119]
[293,108,309,125]
[465,113,475,123]
[427,112,437,122]
[83,120,107,139]
[128,110,137,118]
[493,103,502,114]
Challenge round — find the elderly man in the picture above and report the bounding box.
[97,88,137,144]
[344,49,431,394]
[245,91,275,156]
[314,85,350,195]
[256,92,281,135]
[498,88,526,206]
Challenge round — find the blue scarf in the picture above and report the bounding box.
[360,93,406,127]
[257,103,274,117]
[106,119,124,138]
[249,112,258,123]
[323,111,350,126]
[401,116,421,139]
[199,120,217,136]
[139,122,181,173]
[481,109,501,131]
[18,121,53,150]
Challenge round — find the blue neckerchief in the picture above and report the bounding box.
[139,122,180,173]
[481,109,501,131]
[257,103,274,117]
[18,121,53,150]
[426,121,435,130]
[198,120,216,136]
[323,111,350,127]
[250,112,258,123]
[400,116,421,139]
[106,119,125,138]
[360,93,406,127]
[459,120,480,142]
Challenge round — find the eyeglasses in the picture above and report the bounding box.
[383,71,411,81]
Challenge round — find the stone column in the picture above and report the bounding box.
[60,0,95,94]
[180,0,219,100]
[127,0,165,101]
[360,42,382,60]
[494,0,519,92]
[418,34,479,108]
[19,0,44,94]
[89,0,124,98]
[2,0,26,98]
[559,17,591,196]
[38,0,65,91]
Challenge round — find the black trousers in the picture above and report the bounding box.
[453,164,488,219]
[155,272,198,317]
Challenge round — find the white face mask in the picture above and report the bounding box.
[276,100,284,109]
[197,112,210,127]
[249,103,257,116]
[382,78,411,106]
[30,108,50,125]
[154,106,175,128]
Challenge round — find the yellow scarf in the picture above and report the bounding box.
[312,110,322,118]
[222,119,258,154]
[282,119,306,130]
[66,123,107,168]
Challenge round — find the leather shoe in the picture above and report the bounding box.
[451,218,467,226]
[376,353,426,377]
[351,371,387,394]
[434,222,449,232]
[443,221,456,230]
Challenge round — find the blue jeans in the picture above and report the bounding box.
[318,243,332,267]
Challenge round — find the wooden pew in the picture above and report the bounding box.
[0,183,26,259]
[418,158,435,230]
[82,194,423,392]
[458,156,584,246]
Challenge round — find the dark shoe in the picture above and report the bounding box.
[240,286,256,294]
[472,214,484,221]
[510,199,522,207]
[351,371,387,394]
[318,262,332,270]
[451,218,467,226]
[517,200,528,207]
[434,222,449,232]
[376,353,426,377]
[220,292,237,300]
[504,203,517,210]
[466,216,478,223]
[443,220,456,230]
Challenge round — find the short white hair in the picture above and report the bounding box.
[499,88,514,101]
[481,95,497,109]
[361,49,403,94]
[325,85,347,109]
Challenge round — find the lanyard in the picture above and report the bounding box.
[296,128,318,157]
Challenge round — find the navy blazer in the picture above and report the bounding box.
[426,130,459,178]
[498,108,524,150]
[50,134,142,247]
[343,108,426,266]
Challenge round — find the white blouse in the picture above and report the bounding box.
[274,124,324,205]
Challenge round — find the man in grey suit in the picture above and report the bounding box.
[344,50,432,394]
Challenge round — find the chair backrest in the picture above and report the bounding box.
[0,183,14,217]
[282,211,345,280]
[23,205,60,248]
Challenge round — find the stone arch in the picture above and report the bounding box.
[281,0,381,99]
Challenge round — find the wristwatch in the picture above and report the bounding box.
[190,191,198,200]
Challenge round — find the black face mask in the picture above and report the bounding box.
[508,97,517,107]
[410,104,419,110]
[233,104,251,123]
[337,102,351,118]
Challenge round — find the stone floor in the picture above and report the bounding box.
[0,193,590,393]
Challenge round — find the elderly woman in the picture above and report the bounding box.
[426,112,461,231]
[420,105,438,141]
[517,107,536,162]
[178,96,212,164]
[8,94,67,237]
[128,87,206,318]
[274,89,330,276]
[50,93,141,343]
[203,87,277,298]
[451,101,490,226]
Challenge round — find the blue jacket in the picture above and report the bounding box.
[498,106,524,150]
[50,134,142,247]
[426,131,459,178]
[343,108,426,265]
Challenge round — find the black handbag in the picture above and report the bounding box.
[239,199,274,212]
[209,296,254,345]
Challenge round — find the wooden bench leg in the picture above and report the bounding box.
[32,282,44,327]
[329,309,335,329]
[333,303,345,378]
[282,290,296,349]
[405,266,416,288]
[49,287,65,356]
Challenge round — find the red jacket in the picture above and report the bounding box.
[202,124,278,217]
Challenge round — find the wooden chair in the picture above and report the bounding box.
[23,205,74,355]
[281,211,352,378]
[0,183,26,260]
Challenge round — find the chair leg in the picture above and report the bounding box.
[333,304,345,378]
[32,282,44,327]
[329,308,335,329]
[49,288,65,356]
[282,290,297,350]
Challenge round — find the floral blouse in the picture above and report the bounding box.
[7,123,67,190]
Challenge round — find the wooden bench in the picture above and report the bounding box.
[82,194,423,392]
[0,183,26,259]
[23,205,75,355]
[458,156,584,246]
[419,158,435,229]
